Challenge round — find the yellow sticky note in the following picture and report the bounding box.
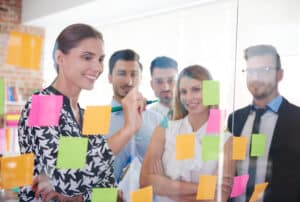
[196,175,217,200]
[6,31,43,70]
[82,106,112,135]
[249,182,268,202]
[0,153,34,189]
[131,186,153,202]
[232,136,248,160]
[175,134,195,160]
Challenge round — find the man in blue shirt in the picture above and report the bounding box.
[105,49,162,200]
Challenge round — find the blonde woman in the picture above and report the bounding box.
[140,65,235,202]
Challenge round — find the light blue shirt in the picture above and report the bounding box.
[105,99,163,182]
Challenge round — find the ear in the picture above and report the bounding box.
[150,79,154,90]
[56,50,64,67]
[277,69,284,82]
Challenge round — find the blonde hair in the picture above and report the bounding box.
[173,65,213,120]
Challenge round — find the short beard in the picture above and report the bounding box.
[159,97,172,106]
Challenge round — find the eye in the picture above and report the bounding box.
[191,87,201,92]
[180,89,187,95]
[99,56,105,63]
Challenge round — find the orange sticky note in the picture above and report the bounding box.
[131,186,153,202]
[249,182,268,202]
[175,134,195,160]
[232,136,248,160]
[82,106,112,135]
[196,175,217,200]
[0,153,34,189]
[6,31,43,70]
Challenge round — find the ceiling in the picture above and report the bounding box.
[22,0,217,27]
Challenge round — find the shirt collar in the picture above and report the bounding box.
[251,95,283,113]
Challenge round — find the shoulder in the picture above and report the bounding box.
[143,109,163,123]
[228,106,250,120]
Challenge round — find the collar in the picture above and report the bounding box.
[251,95,283,113]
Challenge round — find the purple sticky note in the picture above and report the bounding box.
[206,109,225,134]
[0,128,5,153]
[28,95,63,127]
[230,174,249,198]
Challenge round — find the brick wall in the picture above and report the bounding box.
[0,0,21,24]
[0,23,44,114]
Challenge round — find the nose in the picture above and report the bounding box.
[161,81,170,91]
[94,62,103,77]
[125,75,134,86]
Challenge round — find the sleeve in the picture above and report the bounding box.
[18,98,116,201]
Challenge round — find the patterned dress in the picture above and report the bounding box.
[18,86,115,202]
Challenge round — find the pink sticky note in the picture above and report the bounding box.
[206,109,226,134]
[28,95,63,127]
[0,128,6,153]
[230,174,249,198]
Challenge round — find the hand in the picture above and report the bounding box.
[117,189,125,202]
[121,87,146,135]
[32,174,54,200]
[41,191,83,202]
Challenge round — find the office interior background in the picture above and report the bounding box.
[0,0,300,200]
[22,0,300,111]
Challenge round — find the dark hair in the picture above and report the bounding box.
[150,56,178,75]
[108,49,142,74]
[53,23,103,72]
[244,44,281,70]
[173,64,213,120]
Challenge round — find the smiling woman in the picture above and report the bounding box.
[18,23,146,202]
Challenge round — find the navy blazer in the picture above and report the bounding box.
[227,98,300,202]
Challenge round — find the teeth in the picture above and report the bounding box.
[85,75,97,80]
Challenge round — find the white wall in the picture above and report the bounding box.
[24,0,300,111]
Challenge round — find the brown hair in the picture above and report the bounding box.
[173,64,213,120]
[53,23,103,72]
[244,44,281,70]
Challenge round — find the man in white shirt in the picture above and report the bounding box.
[149,56,178,119]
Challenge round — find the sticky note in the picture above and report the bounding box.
[6,31,43,70]
[202,80,220,106]
[249,182,268,202]
[175,134,195,160]
[0,153,34,189]
[230,175,249,197]
[56,137,88,169]
[232,136,248,160]
[196,175,217,200]
[206,109,225,134]
[131,186,153,202]
[91,188,118,202]
[0,128,5,153]
[250,134,266,157]
[0,79,4,115]
[202,136,220,161]
[28,95,63,127]
[82,106,112,135]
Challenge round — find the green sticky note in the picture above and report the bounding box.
[0,79,4,115]
[250,134,266,157]
[202,80,220,106]
[56,136,88,169]
[202,136,220,161]
[92,188,118,202]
